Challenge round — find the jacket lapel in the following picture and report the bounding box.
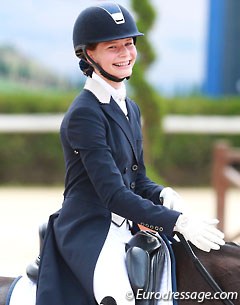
[100,98,138,161]
[125,98,139,140]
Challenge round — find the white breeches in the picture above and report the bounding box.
[93,221,135,305]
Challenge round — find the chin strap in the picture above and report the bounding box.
[83,47,130,83]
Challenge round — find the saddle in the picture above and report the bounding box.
[125,230,166,305]
[26,223,47,282]
[26,224,166,305]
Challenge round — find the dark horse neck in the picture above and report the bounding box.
[172,241,240,305]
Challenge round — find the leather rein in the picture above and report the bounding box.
[176,233,235,305]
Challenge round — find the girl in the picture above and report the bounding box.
[36,3,224,305]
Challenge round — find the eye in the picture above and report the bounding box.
[125,41,134,47]
[108,45,116,49]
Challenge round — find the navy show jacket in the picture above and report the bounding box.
[36,82,181,305]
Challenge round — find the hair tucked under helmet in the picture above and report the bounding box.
[72,2,143,82]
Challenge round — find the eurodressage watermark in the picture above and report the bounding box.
[126,289,238,303]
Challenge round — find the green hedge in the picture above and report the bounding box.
[164,96,240,115]
[158,96,240,186]
[1,92,240,115]
[159,134,240,186]
[0,90,77,113]
[0,133,64,185]
[1,92,240,185]
[156,96,240,186]
[0,90,72,185]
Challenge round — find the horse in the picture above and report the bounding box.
[172,240,240,304]
[0,239,239,305]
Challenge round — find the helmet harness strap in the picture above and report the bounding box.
[83,46,130,83]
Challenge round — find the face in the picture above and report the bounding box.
[87,37,137,88]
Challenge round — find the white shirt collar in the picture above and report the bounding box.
[84,72,126,104]
[84,77,110,104]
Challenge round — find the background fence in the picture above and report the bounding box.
[1,114,240,133]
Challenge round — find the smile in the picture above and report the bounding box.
[113,60,131,67]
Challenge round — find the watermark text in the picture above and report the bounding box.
[125,289,238,303]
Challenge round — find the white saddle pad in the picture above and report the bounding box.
[7,276,36,305]
[157,238,173,305]
[7,239,173,305]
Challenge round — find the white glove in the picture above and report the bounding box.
[160,187,185,213]
[175,214,225,252]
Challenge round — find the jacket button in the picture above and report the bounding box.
[130,182,136,190]
[73,150,79,155]
[131,164,138,171]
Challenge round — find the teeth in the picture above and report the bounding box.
[115,61,130,67]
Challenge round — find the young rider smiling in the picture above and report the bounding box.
[36,3,225,305]
[86,38,137,88]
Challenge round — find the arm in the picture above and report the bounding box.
[129,102,225,251]
[67,106,180,236]
[132,101,164,204]
[135,149,164,205]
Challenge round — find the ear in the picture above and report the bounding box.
[85,48,96,63]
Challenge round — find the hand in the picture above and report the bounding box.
[160,187,185,213]
[174,214,225,252]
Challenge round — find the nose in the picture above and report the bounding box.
[119,45,129,56]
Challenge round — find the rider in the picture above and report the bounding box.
[36,3,225,305]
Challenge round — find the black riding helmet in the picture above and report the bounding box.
[72,2,144,82]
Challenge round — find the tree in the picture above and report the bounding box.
[130,0,163,167]
[0,59,10,76]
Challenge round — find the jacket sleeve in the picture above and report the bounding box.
[135,149,164,205]
[132,101,164,205]
[66,106,180,236]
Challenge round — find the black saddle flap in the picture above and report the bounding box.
[126,247,150,292]
[126,231,162,255]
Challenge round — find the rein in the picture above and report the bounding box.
[176,233,235,305]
